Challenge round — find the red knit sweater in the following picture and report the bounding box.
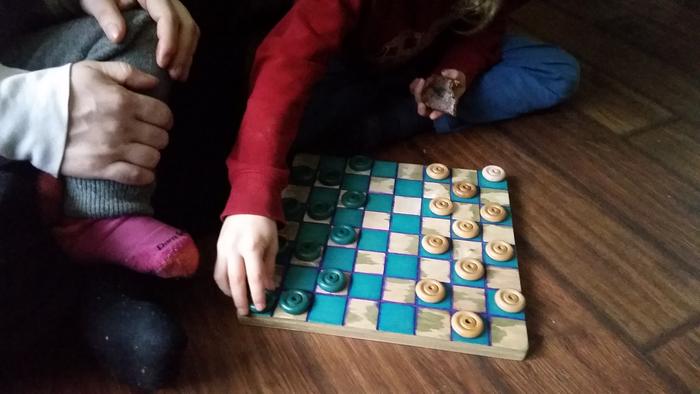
[222,0,523,223]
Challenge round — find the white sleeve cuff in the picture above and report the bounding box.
[0,63,71,176]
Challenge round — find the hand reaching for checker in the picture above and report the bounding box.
[409,69,467,120]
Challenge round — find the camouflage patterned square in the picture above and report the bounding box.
[421,217,451,237]
[451,168,478,184]
[490,317,528,351]
[416,308,451,340]
[354,250,386,275]
[452,239,483,260]
[382,277,416,304]
[480,188,511,206]
[486,266,521,291]
[452,285,486,312]
[397,163,424,180]
[369,176,396,194]
[482,224,515,244]
[345,298,379,330]
[388,232,419,255]
[423,182,450,199]
[362,211,391,231]
[282,184,311,202]
[419,258,451,282]
[452,202,480,221]
[393,196,422,215]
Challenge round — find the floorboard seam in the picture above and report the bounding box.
[641,314,700,354]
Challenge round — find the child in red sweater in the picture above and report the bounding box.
[214,0,579,314]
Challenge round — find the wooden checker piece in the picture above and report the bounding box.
[239,156,528,361]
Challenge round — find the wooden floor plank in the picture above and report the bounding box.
[649,325,700,392]
[511,1,700,122]
[570,63,675,135]
[629,121,700,187]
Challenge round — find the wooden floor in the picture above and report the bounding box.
[11,0,700,392]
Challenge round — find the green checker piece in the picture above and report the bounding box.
[282,198,304,220]
[279,289,313,315]
[294,241,323,261]
[308,201,335,220]
[249,290,277,314]
[318,169,342,186]
[348,155,373,172]
[330,225,356,245]
[341,190,367,208]
[317,269,347,293]
[291,165,315,185]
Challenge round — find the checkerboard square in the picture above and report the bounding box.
[327,226,359,249]
[483,244,518,268]
[292,153,320,169]
[452,286,486,312]
[362,211,391,230]
[309,187,339,205]
[421,217,451,237]
[419,258,451,282]
[421,198,450,218]
[452,313,490,345]
[393,196,422,215]
[451,268,485,287]
[297,223,330,245]
[366,193,393,213]
[452,203,480,221]
[487,289,525,319]
[345,298,379,330]
[451,168,478,184]
[378,303,415,334]
[423,182,450,199]
[397,163,423,180]
[382,277,416,303]
[419,241,451,260]
[308,294,347,325]
[321,247,355,271]
[332,208,363,227]
[486,266,521,291]
[416,285,452,310]
[358,229,389,252]
[282,185,311,203]
[349,273,383,300]
[390,214,420,234]
[369,177,395,194]
[490,317,527,350]
[342,174,370,191]
[482,224,515,244]
[283,266,318,291]
[425,169,450,184]
[385,254,418,279]
[415,308,451,340]
[315,271,350,295]
[394,179,422,197]
[354,250,385,274]
[372,160,398,178]
[480,205,512,226]
[318,155,346,172]
[478,171,508,190]
[480,188,510,206]
[452,239,483,260]
[279,221,299,241]
[388,232,419,255]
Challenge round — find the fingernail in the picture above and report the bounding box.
[255,303,265,311]
[106,24,120,41]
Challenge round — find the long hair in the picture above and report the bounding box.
[452,0,503,35]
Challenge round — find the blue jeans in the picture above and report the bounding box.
[296,34,580,152]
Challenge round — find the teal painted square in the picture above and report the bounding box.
[451,270,486,287]
[349,273,383,300]
[478,172,508,190]
[394,179,423,197]
[385,254,418,279]
[322,247,355,271]
[390,214,420,234]
[297,223,330,244]
[308,294,347,325]
[366,193,393,213]
[481,206,513,226]
[450,220,482,241]
[451,191,480,205]
[483,246,518,268]
[487,289,525,319]
[332,207,363,227]
[342,174,370,191]
[416,284,452,310]
[372,160,397,178]
[419,242,451,260]
[283,266,318,291]
[421,198,451,219]
[452,315,490,345]
[378,303,415,334]
[358,229,389,252]
[319,155,346,172]
[309,187,340,205]
[425,169,450,184]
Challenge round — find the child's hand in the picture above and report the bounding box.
[410,69,467,120]
[214,214,278,315]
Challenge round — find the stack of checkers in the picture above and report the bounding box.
[239,154,528,361]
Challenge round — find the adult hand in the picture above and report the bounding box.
[214,214,278,315]
[61,60,173,184]
[80,0,199,81]
[409,69,467,120]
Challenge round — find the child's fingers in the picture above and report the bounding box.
[243,250,267,312]
[213,253,231,296]
[263,245,277,290]
[441,69,460,80]
[417,102,428,117]
[411,78,425,105]
[429,110,445,120]
[227,254,249,315]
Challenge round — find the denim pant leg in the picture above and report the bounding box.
[434,34,581,133]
